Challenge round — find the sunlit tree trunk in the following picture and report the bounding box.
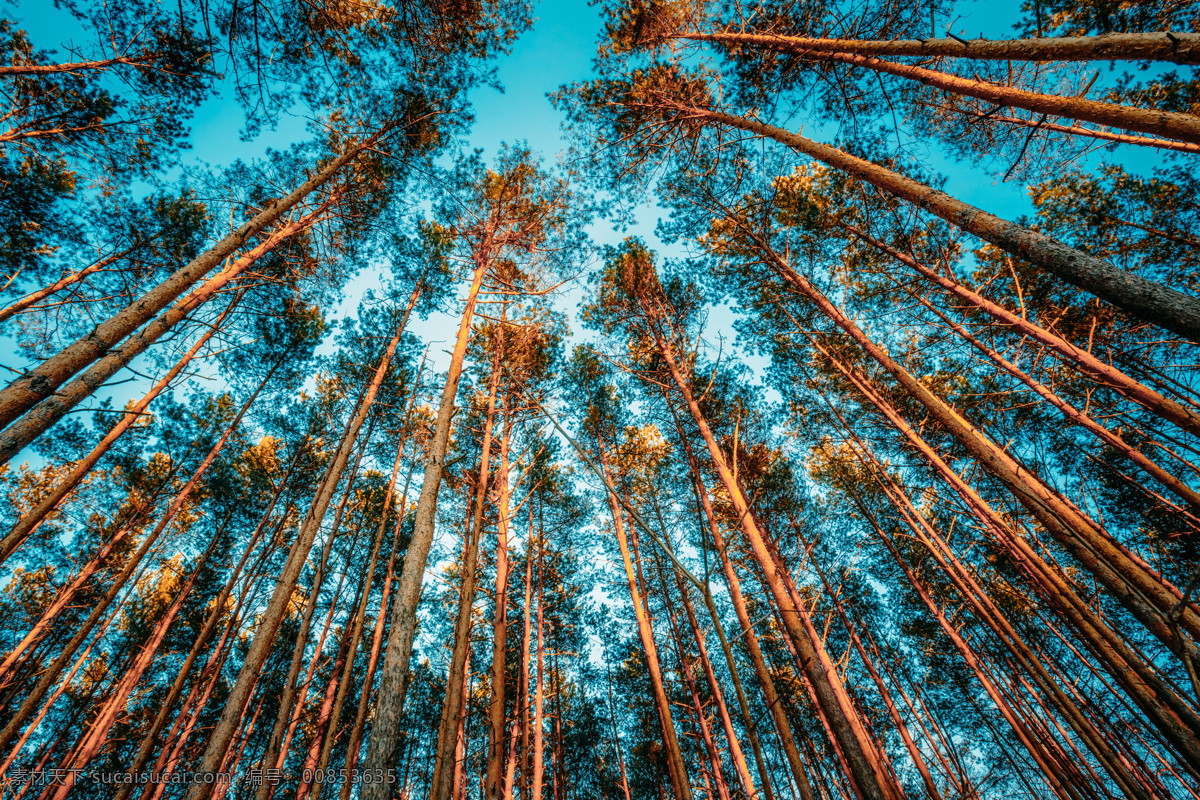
[0,125,394,434]
[644,303,897,800]
[185,302,410,800]
[362,257,492,796]
[677,30,1200,64]
[686,106,1200,342]
[0,296,241,563]
[596,441,694,800]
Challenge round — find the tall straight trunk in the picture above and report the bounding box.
[670,561,763,800]
[361,258,491,797]
[487,376,515,800]
[0,363,273,756]
[339,351,429,799]
[653,553,733,800]
[601,633,634,800]
[0,124,393,431]
[647,317,896,800]
[432,341,505,800]
[296,588,362,800]
[0,295,240,563]
[258,499,355,800]
[452,646,472,800]
[280,549,354,783]
[520,511,535,800]
[531,531,547,800]
[50,517,229,798]
[0,361,275,685]
[840,223,1200,437]
[310,487,398,800]
[0,208,329,465]
[747,231,1200,655]
[813,560,944,800]
[677,30,1200,64]
[687,106,1200,341]
[596,443,694,800]
[116,490,294,800]
[671,418,818,800]
[185,300,412,800]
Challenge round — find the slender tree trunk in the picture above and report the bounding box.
[647,313,895,800]
[0,124,394,431]
[0,363,273,756]
[839,222,1200,437]
[433,341,505,800]
[487,375,515,800]
[185,303,411,800]
[532,535,546,800]
[361,258,491,796]
[668,409,819,800]
[678,29,1200,64]
[596,442,694,800]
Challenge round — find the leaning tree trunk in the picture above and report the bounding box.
[0,296,241,566]
[677,30,1200,64]
[684,105,1200,342]
[0,123,394,431]
[0,207,329,466]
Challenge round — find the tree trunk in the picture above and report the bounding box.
[678,30,1200,64]
[184,303,411,800]
[360,257,491,798]
[0,296,240,565]
[649,315,896,800]
[432,342,504,800]
[689,106,1200,342]
[0,124,394,431]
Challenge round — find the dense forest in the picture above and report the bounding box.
[0,1,1198,800]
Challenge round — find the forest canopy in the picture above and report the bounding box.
[0,2,1198,800]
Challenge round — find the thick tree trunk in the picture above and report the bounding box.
[679,30,1200,64]
[0,210,326,465]
[689,107,1200,342]
[0,124,393,431]
[0,297,240,565]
